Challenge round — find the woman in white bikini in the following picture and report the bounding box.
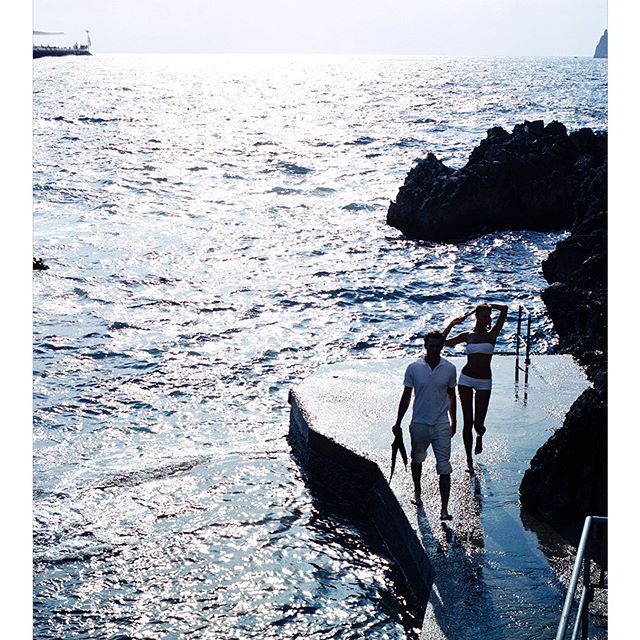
[443,302,508,474]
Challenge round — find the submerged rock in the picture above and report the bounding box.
[387,121,608,529]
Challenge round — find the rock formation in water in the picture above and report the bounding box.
[387,120,607,529]
[387,120,606,242]
[33,257,49,271]
[594,29,608,59]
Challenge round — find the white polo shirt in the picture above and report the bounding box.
[403,356,457,425]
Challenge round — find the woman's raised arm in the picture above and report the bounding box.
[489,303,508,337]
[444,332,468,347]
[443,312,472,346]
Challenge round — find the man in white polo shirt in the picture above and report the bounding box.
[393,330,457,518]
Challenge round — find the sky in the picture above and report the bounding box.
[31,0,608,56]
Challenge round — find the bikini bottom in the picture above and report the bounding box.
[458,372,492,391]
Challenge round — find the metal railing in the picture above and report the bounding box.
[556,515,608,640]
[515,304,532,384]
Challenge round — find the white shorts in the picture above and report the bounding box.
[409,421,452,475]
[458,372,492,391]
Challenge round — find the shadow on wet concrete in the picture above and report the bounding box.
[288,354,592,639]
[415,472,508,640]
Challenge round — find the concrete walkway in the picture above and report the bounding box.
[289,354,602,639]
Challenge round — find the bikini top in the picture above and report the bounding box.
[465,342,494,355]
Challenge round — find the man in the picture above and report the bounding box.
[393,330,457,519]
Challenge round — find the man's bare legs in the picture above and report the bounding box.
[474,390,491,454]
[439,473,452,520]
[411,461,452,519]
[411,461,422,505]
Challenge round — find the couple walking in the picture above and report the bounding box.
[392,302,508,518]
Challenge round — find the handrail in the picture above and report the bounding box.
[556,515,608,640]
[515,304,532,384]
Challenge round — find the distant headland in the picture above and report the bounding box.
[594,29,608,58]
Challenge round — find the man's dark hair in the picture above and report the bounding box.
[424,330,445,346]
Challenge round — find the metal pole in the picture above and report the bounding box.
[569,588,589,640]
[515,305,522,382]
[556,517,593,640]
[524,314,531,385]
[580,530,592,640]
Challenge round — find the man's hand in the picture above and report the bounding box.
[392,424,402,436]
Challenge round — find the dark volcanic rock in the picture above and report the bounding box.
[521,139,607,525]
[387,120,606,243]
[388,121,607,529]
[520,385,607,522]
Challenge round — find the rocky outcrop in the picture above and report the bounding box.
[539,155,607,380]
[520,386,606,523]
[386,120,606,242]
[521,139,607,526]
[33,257,49,271]
[520,383,607,531]
[594,29,608,59]
[387,121,607,529]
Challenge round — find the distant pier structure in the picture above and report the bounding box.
[33,30,92,59]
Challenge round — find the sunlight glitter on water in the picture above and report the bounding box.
[33,54,606,638]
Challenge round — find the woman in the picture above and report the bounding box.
[443,302,508,474]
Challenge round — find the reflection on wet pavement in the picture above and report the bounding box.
[290,354,607,639]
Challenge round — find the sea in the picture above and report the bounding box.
[32,54,607,639]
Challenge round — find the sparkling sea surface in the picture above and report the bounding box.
[33,54,607,639]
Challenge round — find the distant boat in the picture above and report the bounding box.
[33,30,92,59]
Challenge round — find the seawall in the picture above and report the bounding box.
[288,354,594,637]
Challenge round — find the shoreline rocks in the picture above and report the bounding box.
[387,120,606,243]
[521,129,607,529]
[387,120,607,533]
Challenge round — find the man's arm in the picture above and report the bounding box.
[447,387,457,436]
[393,386,413,434]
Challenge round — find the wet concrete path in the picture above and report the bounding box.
[289,354,606,639]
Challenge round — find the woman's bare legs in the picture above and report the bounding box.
[473,389,491,454]
[458,384,474,473]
